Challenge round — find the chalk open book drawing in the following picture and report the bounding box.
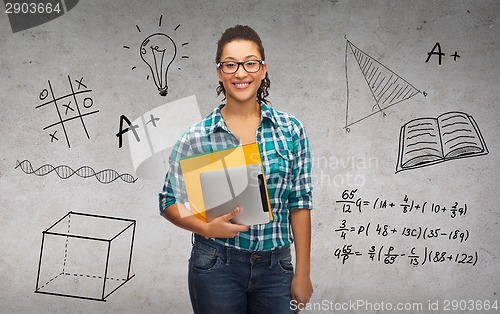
[396,111,488,173]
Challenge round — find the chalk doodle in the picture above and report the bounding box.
[15,160,137,184]
[333,189,479,267]
[344,38,426,132]
[35,75,99,148]
[35,211,136,301]
[396,111,488,173]
[425,42,461,65]
[123,15,190,96]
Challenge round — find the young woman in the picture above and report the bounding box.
[159,25,313,313]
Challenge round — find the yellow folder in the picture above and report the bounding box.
[179,142,272,224]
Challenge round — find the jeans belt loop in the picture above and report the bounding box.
[225,247,231,266]
[269,249,275,269]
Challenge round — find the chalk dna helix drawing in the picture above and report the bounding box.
[15,160,137,184]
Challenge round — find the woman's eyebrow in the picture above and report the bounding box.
[244,54,259,59]
[221,54,260,61]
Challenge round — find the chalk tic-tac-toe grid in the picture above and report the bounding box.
[36,75,99,148]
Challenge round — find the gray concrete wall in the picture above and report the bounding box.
[1,0,499,313]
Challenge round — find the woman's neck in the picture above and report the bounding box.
[222,99,261,119]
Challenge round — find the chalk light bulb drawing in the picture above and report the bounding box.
[140,33,177,96]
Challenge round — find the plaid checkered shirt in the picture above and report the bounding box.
[159,101,313,251]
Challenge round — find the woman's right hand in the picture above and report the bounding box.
[202,207,250,238]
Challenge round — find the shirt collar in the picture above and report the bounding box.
[206,101,277,135]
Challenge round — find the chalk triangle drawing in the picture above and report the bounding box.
[344,38,425,132]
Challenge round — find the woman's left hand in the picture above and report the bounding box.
[290,273,313,312]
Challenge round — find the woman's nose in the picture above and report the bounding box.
[234,64,248,78]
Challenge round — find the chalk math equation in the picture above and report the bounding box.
[334,219,470,242]
[333,189,478,267]
[333,245,478,266]
[336,189,467,218]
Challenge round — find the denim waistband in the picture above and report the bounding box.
[192,233,291,265]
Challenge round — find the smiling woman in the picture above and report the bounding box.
[159,25,314,314]
[215,26,271,107]
[216,41,266,108]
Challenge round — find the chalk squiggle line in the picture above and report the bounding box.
[15,160,137,184]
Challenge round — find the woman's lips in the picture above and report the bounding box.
[233,82,251,89]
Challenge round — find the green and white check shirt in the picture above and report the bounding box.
[159,101,313,251]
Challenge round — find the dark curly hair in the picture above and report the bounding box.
[215,25,271,104]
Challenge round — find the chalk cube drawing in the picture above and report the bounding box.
[35,212,136,301]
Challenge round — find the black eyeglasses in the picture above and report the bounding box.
[217,60,265,74]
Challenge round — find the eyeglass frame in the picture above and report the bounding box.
[216,60,266,74]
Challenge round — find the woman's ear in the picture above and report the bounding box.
[260,62,267,81]
[216,66,223,82]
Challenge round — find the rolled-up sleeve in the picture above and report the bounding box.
[288,118,313,210]
[158,136,190,215]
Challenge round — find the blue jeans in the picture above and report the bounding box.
[188,234,294,314]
